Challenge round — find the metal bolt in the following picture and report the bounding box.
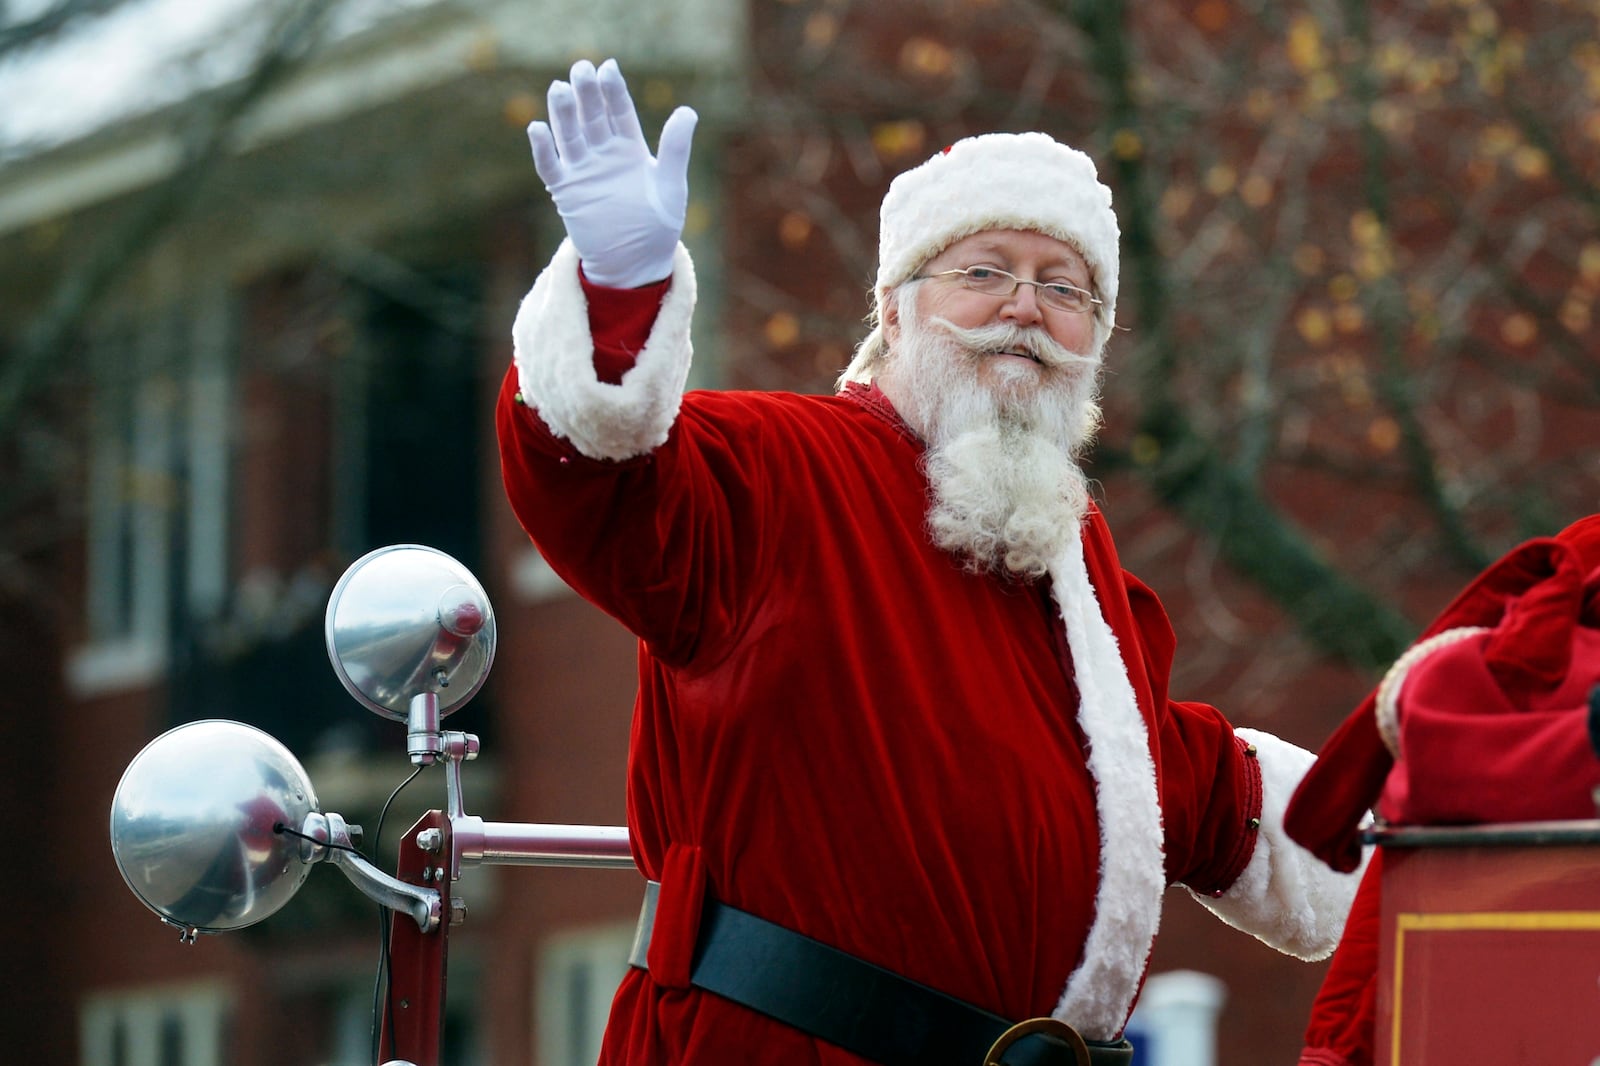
[415,828,443,853]
[450,897,468,927]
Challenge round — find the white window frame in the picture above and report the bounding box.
[67,286,233,697]
[534,921,635,1066]
[79,979,232,1066]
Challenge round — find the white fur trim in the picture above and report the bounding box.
[876,133,1121,355]
[511,238,696,461]
[1047,532,1166,1041]
[1190,728,1366,960]
[1373,626,1489,757]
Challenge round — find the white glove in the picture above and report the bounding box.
[527,58,699,288]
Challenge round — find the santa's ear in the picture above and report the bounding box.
[880,289,903,348]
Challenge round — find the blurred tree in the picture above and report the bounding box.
[721,0,1600,687]
[0,0,344,624]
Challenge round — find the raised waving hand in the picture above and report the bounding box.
[528,58,699,288]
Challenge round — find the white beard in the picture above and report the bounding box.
[884,288,1104,578]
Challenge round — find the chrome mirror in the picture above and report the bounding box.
[324,544,496,722]
[109,720,318,936]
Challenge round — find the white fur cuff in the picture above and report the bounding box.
[1191,728,1365,960]
[511,238,697,461]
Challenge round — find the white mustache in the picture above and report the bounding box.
[926,317,1100,370]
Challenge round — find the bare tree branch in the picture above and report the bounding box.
[0,0,344,434]
[0,0,125,55]
[1064,0,1416,669]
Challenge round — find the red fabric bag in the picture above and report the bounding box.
[1290,515,1600,1066]
[1377,542,1600,827]
[1286,514,1600,870]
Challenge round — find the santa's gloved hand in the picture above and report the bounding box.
[528,58,698,288]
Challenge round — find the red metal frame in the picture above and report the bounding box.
[1376,824,1600,1064]
[378,809,451,1066]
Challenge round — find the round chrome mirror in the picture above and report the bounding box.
[324,544,496,721]
[109,720,318,934]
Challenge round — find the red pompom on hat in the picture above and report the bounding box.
[1285,515,1600,872]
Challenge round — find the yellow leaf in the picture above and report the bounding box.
[1287,15,1325,73]
[1579,242,1600,285]
[502,92,540,127]
[1160,184,1196,221]
[900,37,955,78]
[1510,145,1548,180]
[1349,209,1384,247]
[804,12,838,49]
[1241,174,1274,207]
[1296,307,1333,345]
[871,120,927,161]
[778,212,813,250]
[1112,128,1144,161]
[1500,312,1537,347]
[1478,122,1519,157]
[765,312,800,349]
[1367,417,1400,453]
[1559,296,1591,334]
[1204,163,1236,196]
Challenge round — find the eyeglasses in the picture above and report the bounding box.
[915,266,1102,314]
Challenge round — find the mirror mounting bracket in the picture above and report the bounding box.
[408,692,445,765]
[301,810,441,932]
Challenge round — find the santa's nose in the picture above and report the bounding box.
[999,283,1045,326]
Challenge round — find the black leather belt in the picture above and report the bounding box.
[627,881,1134,1066]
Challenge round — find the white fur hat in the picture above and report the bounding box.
[875,132,1121,350]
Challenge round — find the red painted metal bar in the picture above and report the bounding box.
[379,810,450,1066]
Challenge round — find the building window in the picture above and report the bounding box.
[281,964,483,1066]
[159,257,491,756]
[79,981,231,1066]
[535,922,635,1066]
[1124,969,1227,1066]
[68,287,233,697]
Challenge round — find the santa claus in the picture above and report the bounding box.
[497,57,1364,1066]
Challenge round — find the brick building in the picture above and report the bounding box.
[6,1,1597,1065]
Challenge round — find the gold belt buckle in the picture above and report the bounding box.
[982,1016,1092,1066]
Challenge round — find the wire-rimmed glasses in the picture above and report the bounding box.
[915,266,1101,314]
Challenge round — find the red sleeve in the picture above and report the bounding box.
[580,268,670,384]
[495,373,787,666]
[1299,850,1382,1066]
[1157,695,1262,894]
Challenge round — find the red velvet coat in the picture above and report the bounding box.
[496,265,1275,1064]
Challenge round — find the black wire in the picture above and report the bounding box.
[272,821,366,856]
[369,761,430,1066]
